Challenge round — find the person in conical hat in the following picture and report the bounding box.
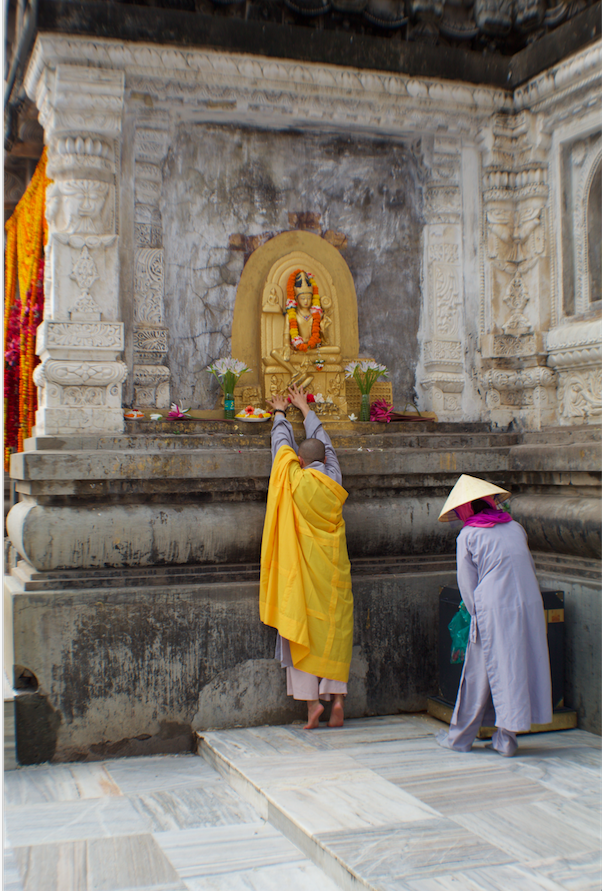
[435,474,552,756]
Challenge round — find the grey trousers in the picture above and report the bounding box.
[446,636,518,757]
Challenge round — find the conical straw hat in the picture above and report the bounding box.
[438,474,510,522]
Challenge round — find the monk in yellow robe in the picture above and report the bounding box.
[260,384,354,729]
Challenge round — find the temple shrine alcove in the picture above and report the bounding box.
[231,230,391,416]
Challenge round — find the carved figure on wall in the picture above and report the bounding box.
[46,179,112,235]
[270,269,332,391]
[283,270,332,358]
[231,230,390,417]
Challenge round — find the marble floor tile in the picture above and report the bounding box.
[127,782,260,831]
[105,754,221,794]
[454,799,600,863]
[263,771,439,833]
[393,765,552,815]
[404,862,569,891]
[530,798,601,842]
[13,834,186,891]
[506,752,601,799]
[318,817,513,882]
[230,751,365,787]
[4,762,121,806]
[180,861,343,891]
[154,822,308,877]
[347,738,501,782]
[287,714,439,750]
[3,843,25,891]
[201,727,322,761]
[6,796,151,847]
[525,850,602,891]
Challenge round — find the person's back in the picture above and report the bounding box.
[436,474,552,756]
[260,383,353,729]
[458,520,542,611]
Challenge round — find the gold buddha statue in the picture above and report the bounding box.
[282,270,332,360]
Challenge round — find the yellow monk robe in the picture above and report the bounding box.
[260,445,354,683]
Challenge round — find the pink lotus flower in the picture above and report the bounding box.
[167,403,191,419]
[370,398,393,423]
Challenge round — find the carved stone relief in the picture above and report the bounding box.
[25,60,127,435]
[132,111,171,408]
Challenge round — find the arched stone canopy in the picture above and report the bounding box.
[231,230,361,408]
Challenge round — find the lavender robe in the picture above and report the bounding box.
[452,520,553,732]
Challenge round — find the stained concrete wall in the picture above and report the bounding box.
[10,568,455,763]
[160,125,423,408]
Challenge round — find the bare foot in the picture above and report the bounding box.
[304,700,324,730]
[328,696,345,728]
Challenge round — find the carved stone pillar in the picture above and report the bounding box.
[418,137,466,420]
[478,111,556,428]
[27,64,128,435]
[132,111,171,408]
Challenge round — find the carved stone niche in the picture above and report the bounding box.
[231,230,390,415]
[133,327,170,408]
[546,319,602,425]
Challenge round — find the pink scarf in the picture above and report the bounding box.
[455,495,513,528]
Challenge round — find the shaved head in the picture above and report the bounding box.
[298,437,325,466]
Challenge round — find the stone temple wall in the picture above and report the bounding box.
[22,34,602,432]
[4,35,600,760]
[160,126,423,409]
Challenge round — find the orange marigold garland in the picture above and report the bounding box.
[285,269,322,352]
[4,149,51,468]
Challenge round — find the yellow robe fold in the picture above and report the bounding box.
[260,445,354,683]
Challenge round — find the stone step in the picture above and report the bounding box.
[196,715,451,891]
[24,429,521,452]
[10,554,457,592]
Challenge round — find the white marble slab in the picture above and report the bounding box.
[13,834,186,891]
[506,752,601,799]
[105,754,221,794]
[394,764,552,815]
[201,726,322,761]
[154,822,308,877]
[181,862,344,891]
[317,818,513,883]
[454,799,601,863]
[263,770,440,833]
[232,751,365,787]
[346,736,502,780]
[4,763,121,806]
[526,850,602,891]
[6,796,151,847]
[127,782,260,831]
[405,862,570,891]
[3,843,24,891]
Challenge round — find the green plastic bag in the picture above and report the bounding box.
[448,601,471,664]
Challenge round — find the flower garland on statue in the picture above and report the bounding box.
[286,269,322,352]
[4,149,51,468]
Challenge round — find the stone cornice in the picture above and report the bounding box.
[24,34,602,141]
[24,33,512,140]
[513,41,602,113]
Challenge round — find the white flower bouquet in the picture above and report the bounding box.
[345,360,388,421]
[206,358,250,395]
[344,360,388,395]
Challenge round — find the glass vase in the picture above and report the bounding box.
[360,393,371,422]
[224,392,235,419]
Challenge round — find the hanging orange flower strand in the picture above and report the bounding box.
[286,269,322,352]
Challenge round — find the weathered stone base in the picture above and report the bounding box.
[7,556,457,762]
[7,550,600,762]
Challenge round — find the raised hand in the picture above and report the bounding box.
[288,384,310,417]
[267,393,288,414]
